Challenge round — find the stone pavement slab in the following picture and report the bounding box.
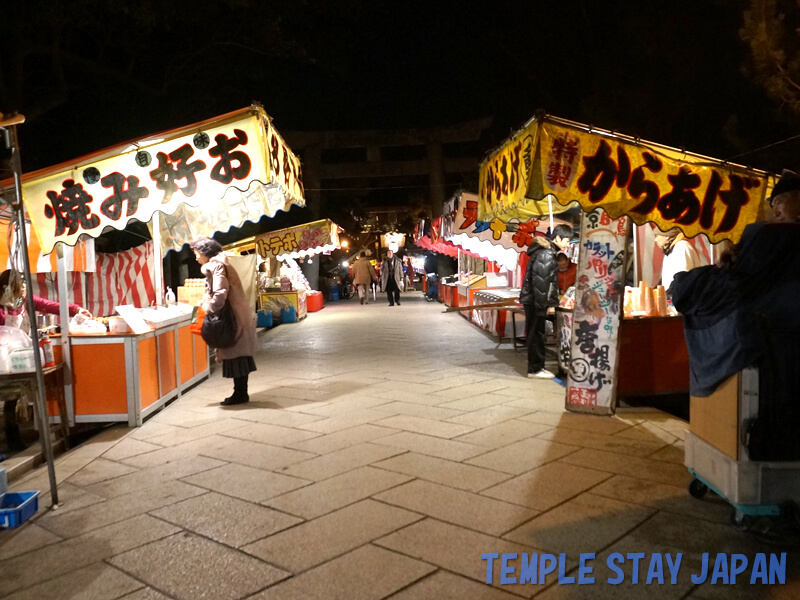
[1,562,143,600]
[247,544,436,600]
[109,532,290,600]
[242,499,423,572]
[180,462,312,502]
[150,491,302,547]
[375,479,539,535]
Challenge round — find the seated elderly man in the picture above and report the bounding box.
[670,172,800,460]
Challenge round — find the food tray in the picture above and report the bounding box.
[0,490,40,529]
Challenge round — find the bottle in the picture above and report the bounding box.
[165,287,176,304]
[40,337,56,368]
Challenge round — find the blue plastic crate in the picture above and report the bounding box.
[0,491,40,529]
[256,310,273,328]
[281,305,297,323]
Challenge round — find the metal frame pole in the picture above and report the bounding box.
[3,121,59,505]
[56,246,75,426]
[152,211,164,305]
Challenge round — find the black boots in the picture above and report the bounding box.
[221,376,249,406]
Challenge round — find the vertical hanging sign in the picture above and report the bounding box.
[566,208,629,415]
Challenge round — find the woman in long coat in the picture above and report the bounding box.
[352,252,376,304]
[191,237,257,405]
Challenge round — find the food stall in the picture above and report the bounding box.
[443,190,573,343]
[251,219,340,317]
[16,104,305,426]
[413,216,462,306]
[52,304,207,427]
[478,113,772,414]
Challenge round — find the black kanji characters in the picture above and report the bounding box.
[209,129,251,185]
[149,143,206,202]
[588,344,611,371]
[44,179,100,235]
[575,320,599,355]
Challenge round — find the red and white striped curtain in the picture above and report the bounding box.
[33,241,157,317]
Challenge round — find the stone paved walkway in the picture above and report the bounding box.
[1,291,797,599]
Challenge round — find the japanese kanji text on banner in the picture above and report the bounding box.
[254,219,340,260]
[21,105,305,255]
[479,121,542,221]
[537,121,767,244]
[566,209,629,415]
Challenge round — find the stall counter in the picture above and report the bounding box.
[260,290,307,320]
[53,314,209,427]
[470,288,522,342]
[616,315,690,397]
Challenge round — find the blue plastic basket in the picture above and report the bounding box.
[0,491,40,529]
[256,310,273,328]
[281,306,298,323]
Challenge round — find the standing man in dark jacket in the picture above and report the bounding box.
[520,235,560,378]
[380,249,404,306]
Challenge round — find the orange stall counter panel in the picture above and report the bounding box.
[194,335,208,376]
[72,342,128,415]
[138,336,160,410]
[157,331,178,397]
[178,325,194,384]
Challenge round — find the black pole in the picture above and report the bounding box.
[2,119,59,505]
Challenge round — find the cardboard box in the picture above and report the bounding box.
[690,372,739,460]
[177,286,205,306]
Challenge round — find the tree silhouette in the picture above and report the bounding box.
[741,0,800,114]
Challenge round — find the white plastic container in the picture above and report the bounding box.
[108,317,130,334]
[8,347,36,372]
[0,345,9,374]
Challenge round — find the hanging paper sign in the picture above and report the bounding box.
[254,219,340,260]
[537,122,766,244]
[566,208,629,415]
[380,232,406,249]
[478,121,541,221]
[22,106,305,255]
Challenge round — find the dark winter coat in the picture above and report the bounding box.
[519,235,559,313]
[671,221,800,398]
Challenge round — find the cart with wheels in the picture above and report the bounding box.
[685,366,800,530]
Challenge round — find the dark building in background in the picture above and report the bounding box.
[283,117,493,235]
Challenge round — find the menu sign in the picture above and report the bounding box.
[566,209,629,415]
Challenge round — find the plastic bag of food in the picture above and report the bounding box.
[0,325,32,349]
[69,313,107,334]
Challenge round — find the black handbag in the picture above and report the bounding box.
[201,264,238,349]
[202,299,238,349]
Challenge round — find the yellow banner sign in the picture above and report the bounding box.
[536,122,767,243]
[478,121,539,220]
[254,219,339,259]
[23,106,305,255]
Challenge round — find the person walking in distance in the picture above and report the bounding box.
[191,237,257,406]
[352,252,376,305]
[520,234,559,379]
[380,249,404,306]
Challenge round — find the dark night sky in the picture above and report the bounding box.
[4,1,799,182]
